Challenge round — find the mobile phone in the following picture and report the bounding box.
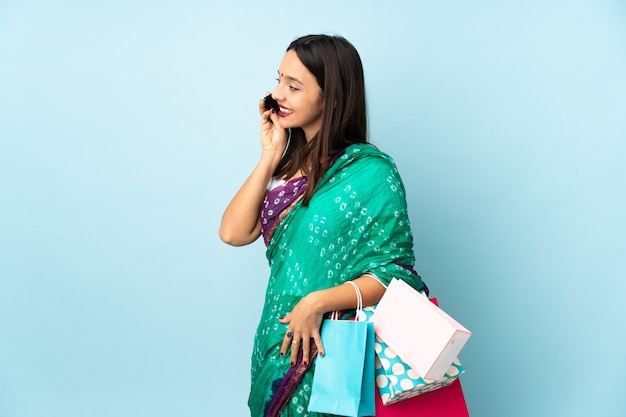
[263,94,280,113]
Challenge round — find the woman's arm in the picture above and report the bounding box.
[278,275,386,366]
[219,99,288,246]
[218,158,274,246]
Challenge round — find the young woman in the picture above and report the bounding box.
[219,34,428,417]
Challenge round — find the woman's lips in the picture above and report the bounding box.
[278,106,293,117]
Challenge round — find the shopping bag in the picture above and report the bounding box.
[308,282,375,416]
[374,378,470,417]
[372,278,471,380]
[375,338,464,404]
[359,303,464,405]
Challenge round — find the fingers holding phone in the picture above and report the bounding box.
[259,93,281,126]
[263,94,280,114]
[259,93,287,156]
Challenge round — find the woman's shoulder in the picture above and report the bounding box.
[342,143,399,171]
[338,143,408,203]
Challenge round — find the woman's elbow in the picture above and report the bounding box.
[218,225,259,247]
[219,226,241,246]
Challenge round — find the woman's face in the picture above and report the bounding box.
[272,50,324,141]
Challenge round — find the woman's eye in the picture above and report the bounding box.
[275,77,280,84]
[289,86,300,92]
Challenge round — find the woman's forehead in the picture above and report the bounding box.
[278,50,315,84]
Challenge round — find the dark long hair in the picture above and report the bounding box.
[273,34,368,206]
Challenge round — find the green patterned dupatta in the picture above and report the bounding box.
[248,143,427,417]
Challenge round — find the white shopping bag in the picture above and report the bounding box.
[372,278,471,381]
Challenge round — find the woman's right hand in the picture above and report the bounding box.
[258,95,288,159]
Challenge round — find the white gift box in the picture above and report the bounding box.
[372,278,471,381]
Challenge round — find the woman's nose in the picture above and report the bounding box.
[272,86,284,102]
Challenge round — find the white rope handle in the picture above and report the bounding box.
[329,281,363,321]
[345,281,363,315]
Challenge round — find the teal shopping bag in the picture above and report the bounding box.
[308,318,375,416]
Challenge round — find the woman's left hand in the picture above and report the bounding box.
[278,292,325,366]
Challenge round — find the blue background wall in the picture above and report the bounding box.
[1,1,625,416]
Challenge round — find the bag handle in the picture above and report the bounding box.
[328,281,363,321]
[345,280,363,318]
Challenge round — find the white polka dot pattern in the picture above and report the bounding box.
[362,306,465,405]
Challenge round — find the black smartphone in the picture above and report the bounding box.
[263,94,280,113]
